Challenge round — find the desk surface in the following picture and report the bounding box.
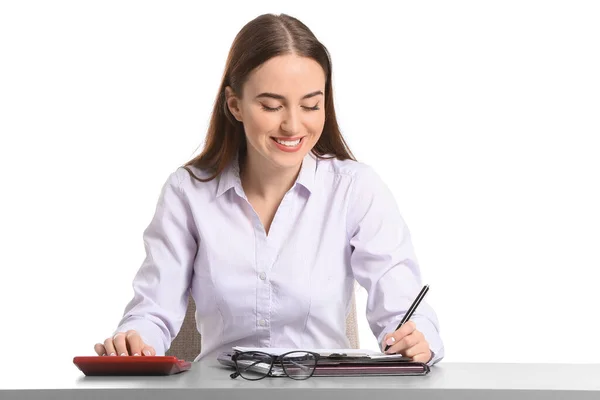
[3,360,600,400]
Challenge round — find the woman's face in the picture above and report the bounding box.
[226,54,326,171]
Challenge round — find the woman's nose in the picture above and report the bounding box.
[281,109,301,134]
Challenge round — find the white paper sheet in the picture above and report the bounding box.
[232,347,407,360]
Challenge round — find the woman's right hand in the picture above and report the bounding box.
[94,330,156,357]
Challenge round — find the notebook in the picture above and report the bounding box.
[217,347,430,377]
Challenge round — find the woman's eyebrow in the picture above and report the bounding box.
[255,90,324,100]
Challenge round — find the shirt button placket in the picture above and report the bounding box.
[256,226,271,346]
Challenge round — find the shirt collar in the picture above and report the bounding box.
[295,151,317,194]
[216,151,317,198]
[216,154,242,198]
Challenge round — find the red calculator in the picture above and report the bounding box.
[73,356,192,376]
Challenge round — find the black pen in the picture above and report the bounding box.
[384,284,430,352]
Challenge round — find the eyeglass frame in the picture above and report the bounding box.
[230,350,321,380]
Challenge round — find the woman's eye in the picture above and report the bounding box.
[261,104,282,112]
[302,104,320,111]
[261,103,320,112]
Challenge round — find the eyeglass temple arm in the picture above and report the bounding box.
[231,359,268,379]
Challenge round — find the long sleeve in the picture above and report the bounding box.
[346,166,444,365]
[114,168,198,355]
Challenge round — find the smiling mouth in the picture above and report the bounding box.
[271,137,303,147]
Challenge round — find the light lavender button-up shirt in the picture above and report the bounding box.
[115,152,444,364]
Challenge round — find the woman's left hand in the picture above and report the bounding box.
[381,321,432,363]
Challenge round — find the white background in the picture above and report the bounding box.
[1,0,599,381]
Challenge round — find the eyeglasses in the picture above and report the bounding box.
[230,350,321,380]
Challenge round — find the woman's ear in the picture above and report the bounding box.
[225,86,243,122]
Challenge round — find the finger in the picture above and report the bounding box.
[94,343,106,356]
[112,332,129,356]
[142,345,156,357]
[125,331,144,356]
[103,337,117,356]
[403,340,429,358]
[382,321,418,350]
[411,351,432,364]
[381,332,395,351]
[394,321,417,341]
[385,331,420,354]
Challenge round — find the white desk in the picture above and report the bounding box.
[2,360,600,399]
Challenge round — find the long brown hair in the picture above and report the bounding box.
[183,13,356,182]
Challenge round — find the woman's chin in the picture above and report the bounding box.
[267,151,307,169]
[265,143,306,164]
[273,156,304,169]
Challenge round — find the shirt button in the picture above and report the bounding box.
[259,272,267,280]
[258,319,266,327]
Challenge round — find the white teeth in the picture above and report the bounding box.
[274,138,301,147]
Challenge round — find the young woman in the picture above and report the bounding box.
[94,13,444,365]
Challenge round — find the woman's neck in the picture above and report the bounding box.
[239,150,301,201]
